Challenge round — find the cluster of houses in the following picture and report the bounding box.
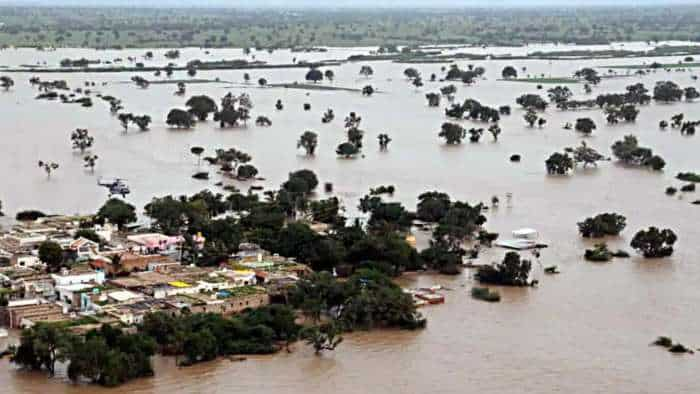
[0,216,310,331]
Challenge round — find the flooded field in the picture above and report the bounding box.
[1,42,699,393]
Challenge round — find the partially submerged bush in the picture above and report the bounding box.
[584,243,613,262]
[653,336,694,354]
[669,344,694,354]
[611,249,630,258]
[677,172,700,183]
[476,252,532,286]
[681,183,696,192]
[631,227,677,258]
[471,287,501,302]
[578,213,626,238]
[652,336,673,348]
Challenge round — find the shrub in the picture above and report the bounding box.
[577,213,626,238]
[471,287,501,302]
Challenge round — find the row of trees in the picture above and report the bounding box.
[12,323,156,387]
[445,98,502,122]
[545,134,665,175]
[167,92,254,129]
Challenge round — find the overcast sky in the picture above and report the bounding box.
[0,0,697,7]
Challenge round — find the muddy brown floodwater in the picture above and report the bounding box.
[0,42,699,393]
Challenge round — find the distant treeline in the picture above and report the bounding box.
[1,6,700,48]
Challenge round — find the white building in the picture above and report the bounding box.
[52,268,105,286]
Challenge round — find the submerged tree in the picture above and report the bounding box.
[671,113,684,128]
[175,82,186,96]
[611,135,665,170]
[501,66,517,79]
[237,164,259,180]
[321,108,334,123]
[70,128,94,152]
[565,141,607,167]
[132,115,152,131]
[190,146,204,165]
[347,127,364,148]
[545,152,574,175]
[83,155,98,172]
[524,109,538,127]
[653,81,683,102]
[344,112,362,129]
[440,84,457,102]
[38,160,59,178]
[516,94,548,110]
[166,109,195,128]
[630,227,677,258]
[684,87,699,101]
[12,323,72,376]
[412,77,424,89]
[578,213,627,238]
[305,68,323,83]
[255,116,272,127]
[186,95,218,121]
[336,142,360,158]
[439,122,466,144]
[488,124,501,141]
[575,118,597,135]
[378,134,392,150]
[584,243,613,262]
[468,128,484,143]
[118,113,133,132]
[574,67,601,85]
[547,86,573,104]
[130,75,149,89]
[359,65,374,78]
[298,131,318,156]
[476,252,532,286]
[0,76,14,90]
[214,92,252,128]
[426,92,441,107]
[301,323,343,355]
[403,67,420,80]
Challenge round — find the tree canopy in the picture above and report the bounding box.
[630,227,677,258]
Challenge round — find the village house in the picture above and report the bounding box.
[13,274,55,299]
[126,233,184,258]
[55,282,98,312]
[0,223,307,333]
[52,265,106,287]
[66,237,100,262]
[164,287,270,316]
[90,252,177,276]
[81,288,146,315]
[101,299,174,325]
[0,299,65,329]
[1,232,47,251]
[11,253,44,269]
[108,271,175,295]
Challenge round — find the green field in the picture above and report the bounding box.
[1,6,700,49]
[605,62,700,69]
[500,77,579,84]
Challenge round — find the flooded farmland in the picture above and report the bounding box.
[1,42,699,393]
